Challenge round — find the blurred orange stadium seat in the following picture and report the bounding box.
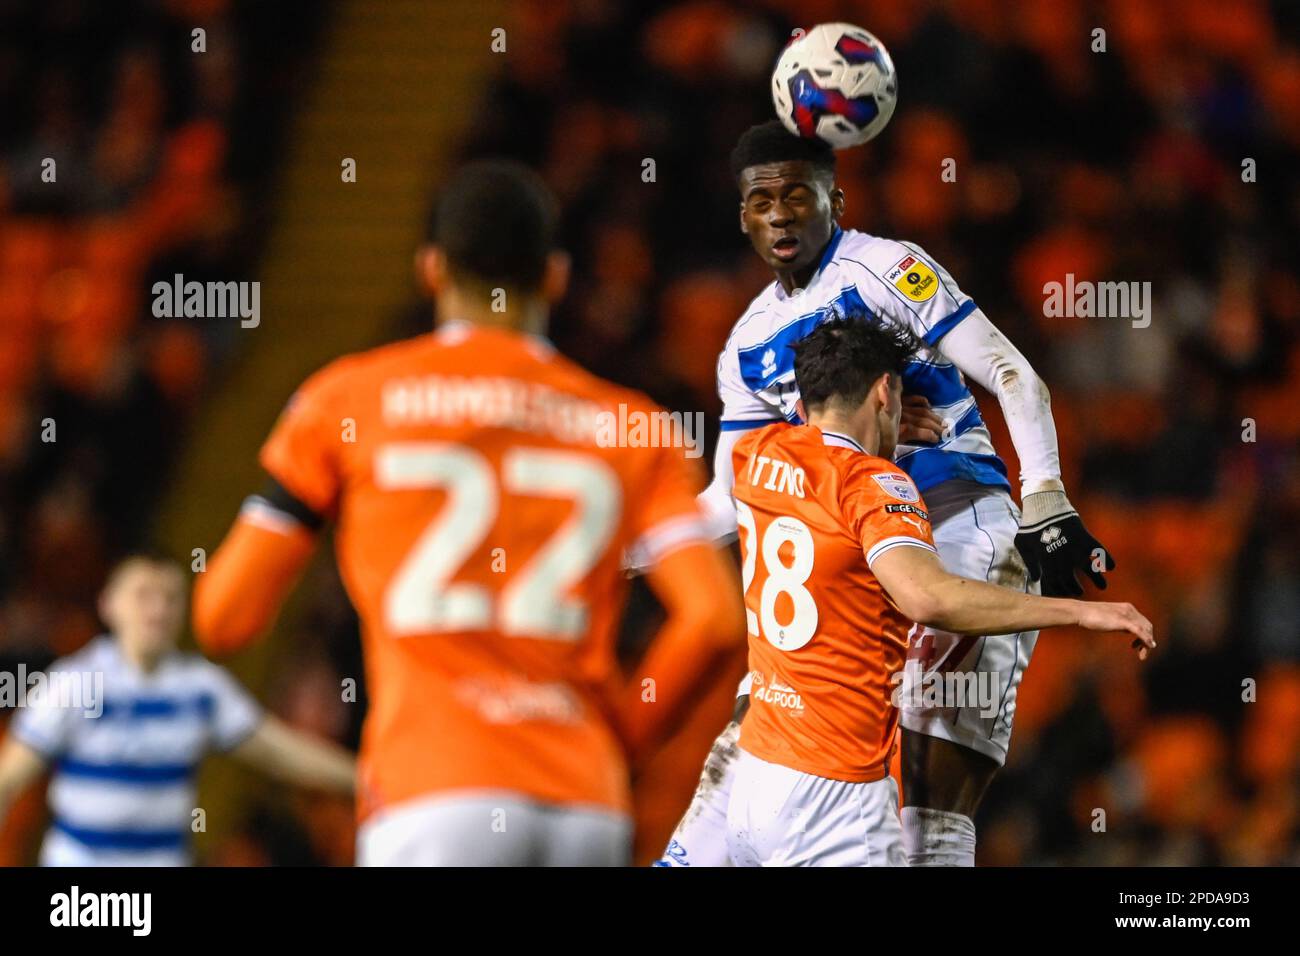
[148,323,208,404]
[1240,666,1300,787]
[1132,716,1230,829]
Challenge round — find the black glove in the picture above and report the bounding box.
[1015,490,1115,597]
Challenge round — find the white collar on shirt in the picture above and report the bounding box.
[820,430,867,454]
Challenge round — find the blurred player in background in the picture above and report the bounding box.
[660,122,1116,868]
[0,554,355,866]
[726,317,1152,866]
[192,160,745,866]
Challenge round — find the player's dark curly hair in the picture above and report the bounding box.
[429,159,558,290]
[792,314,921,413]
[729,120,836,183]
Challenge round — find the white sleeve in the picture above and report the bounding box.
[936,307,1063,493]
[717,340,781,426]
[8,676,78,759]
[204,665,265,752]
[697,426,745,544]
[699,340,781,544]
[851,240,977,346]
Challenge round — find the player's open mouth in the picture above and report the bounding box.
[772,236,800,261]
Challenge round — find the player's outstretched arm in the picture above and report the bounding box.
[618,541,747,764]
[937,309,1114,596]
[228,715,355,796]
[872,545,1154,658]
[193,513,318,656]
[0,736,49,830]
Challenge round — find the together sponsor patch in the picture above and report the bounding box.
[885,503,929,521]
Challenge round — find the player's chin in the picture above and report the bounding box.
[766,248,816,274]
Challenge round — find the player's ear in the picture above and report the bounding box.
[415,245,447,297]
[830,187,846,219]
[739,202,749,235]
[542,250,571,304]
[795,398,807,422]
[875,372,895,408]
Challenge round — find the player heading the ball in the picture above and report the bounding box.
[726,316,1154,866]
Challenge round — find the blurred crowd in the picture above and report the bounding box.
[3,0,1299,865]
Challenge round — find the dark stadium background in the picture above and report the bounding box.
[1,0,1298,866]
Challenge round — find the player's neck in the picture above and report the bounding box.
[435,286,548,336]
[118,639,167,675]
[776,261,818,296]
[806,407,881,457]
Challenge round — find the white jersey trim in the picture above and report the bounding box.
[866,536,938,567]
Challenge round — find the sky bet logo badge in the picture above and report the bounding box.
[886,254,938,302]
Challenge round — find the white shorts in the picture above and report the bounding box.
[897,480,1038,766]
[356,791,632,866]
[733,480,1037,767]
[726,749,906,867]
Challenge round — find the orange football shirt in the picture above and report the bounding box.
[259,321,708,819]
[733,423,937,782]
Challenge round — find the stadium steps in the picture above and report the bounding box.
[156,0,507,858]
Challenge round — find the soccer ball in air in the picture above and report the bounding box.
[771,23,898,150]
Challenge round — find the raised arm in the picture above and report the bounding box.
[871,544,1153,656]
[936,308,1061,492]
[937,309,1115,595]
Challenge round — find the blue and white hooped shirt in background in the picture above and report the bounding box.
[8,634,263,866]
[716,227,1009,494]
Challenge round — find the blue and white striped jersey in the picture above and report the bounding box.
[717,227,1009,493]
[9,634,263,866]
